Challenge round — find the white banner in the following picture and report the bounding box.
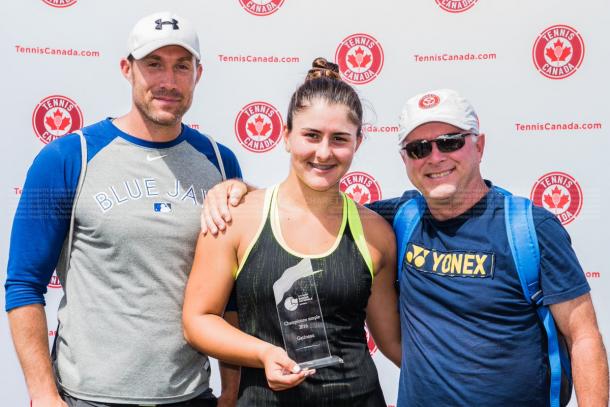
[1,1,608,406]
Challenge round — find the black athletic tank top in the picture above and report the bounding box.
[234,186,385,406]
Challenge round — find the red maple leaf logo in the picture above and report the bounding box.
[261,122,271,135]
[347,54,358,69]
[246,122,258,136]
[246,115,271,136]
[361,54,372,68]
[45,109,71,131]
[347,47,372,69]
[347,185,370,204]
[543,186,570,209]
[545,39,571,62]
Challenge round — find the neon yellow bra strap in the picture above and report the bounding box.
[234,187,274,279]
[346,197,374,280]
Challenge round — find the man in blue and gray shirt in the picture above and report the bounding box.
[5,11,241,407]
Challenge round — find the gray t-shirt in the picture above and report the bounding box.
[42,119,240,403]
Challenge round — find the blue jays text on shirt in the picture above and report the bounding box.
[93,178,208,213]
[404,242,495,278]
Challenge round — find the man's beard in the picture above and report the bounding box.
[135,91,190,127]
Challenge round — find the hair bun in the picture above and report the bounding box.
[306,57,341,80]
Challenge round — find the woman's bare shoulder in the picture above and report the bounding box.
[231,188,268,221]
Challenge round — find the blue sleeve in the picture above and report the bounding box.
[534,208,590,306]
[217,142,242,180]
[185,130,242,180]
[365,190,420,225]
[5,134,81,312]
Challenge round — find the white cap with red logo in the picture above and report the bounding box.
[397,89,479,144]
[127,11,200,60]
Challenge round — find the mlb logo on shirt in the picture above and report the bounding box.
[154,202,172,213]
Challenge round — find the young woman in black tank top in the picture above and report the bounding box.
[183,58,401,406]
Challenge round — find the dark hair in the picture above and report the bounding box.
[286,57,363,136]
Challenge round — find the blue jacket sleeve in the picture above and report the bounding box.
[5,134,81,312]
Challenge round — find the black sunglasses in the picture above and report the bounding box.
[401,132,474,160]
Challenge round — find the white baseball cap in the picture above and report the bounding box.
[127,11,200,60]
[397,89,479,144]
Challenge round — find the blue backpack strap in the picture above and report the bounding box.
[393,194,426,279]
[500,187,570,407]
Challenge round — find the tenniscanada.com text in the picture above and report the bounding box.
[515,122,602,131]
[414,52,496,62]
[15,45,100,57]
[218,54,300,63]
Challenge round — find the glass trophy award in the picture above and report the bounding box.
[273,258,343,370]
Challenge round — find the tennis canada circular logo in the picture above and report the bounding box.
[435,0,478,13]
[419,93,441,109]
[48,271,62,289]
[530,172,583,225]
[235,101,283,153]
[532,25,585,80]
[238,0,284,16]
[335,33,384,85]
[340,172,382,205]
[42,0,77,8]
[32,95,83,144]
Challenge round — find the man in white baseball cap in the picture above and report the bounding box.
[197,88,608,407]
[6,11,242,407]
[127,11,201,61]
[395,88,482,207]
[384,88,607,406]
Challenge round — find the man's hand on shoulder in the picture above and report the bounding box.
[201,179,250,235]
